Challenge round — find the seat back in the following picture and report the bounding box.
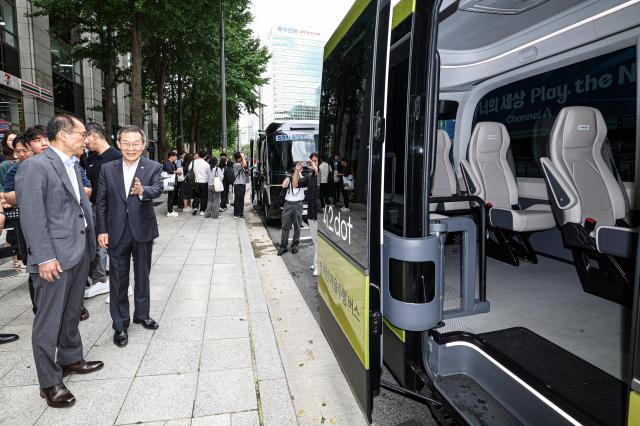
[547,106,626,226]
[431,130,457,197]
[467,122,519,208]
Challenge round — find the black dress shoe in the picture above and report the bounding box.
[133,318,159,330]
[61,359,104,377]
[0,333,18,345]
[277,247,288,256]
[40,383,75,408]
[291,245,299,254]
[79,306,89,321]
[113,330,128,347]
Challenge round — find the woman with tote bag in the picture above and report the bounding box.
[204,157,225,219]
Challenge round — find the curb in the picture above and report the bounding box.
[237,217,298,425]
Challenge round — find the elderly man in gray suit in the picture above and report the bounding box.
[96,125,163,348]
[16,115,104,408]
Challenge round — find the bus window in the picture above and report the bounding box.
[318,2,376,269]
[383,36,410,237]
[473,46,637,181]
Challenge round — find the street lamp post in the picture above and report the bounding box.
[220,0,228,152]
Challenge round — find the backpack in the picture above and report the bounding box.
[224,165,235,185]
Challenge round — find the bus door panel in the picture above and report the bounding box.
[317,0,390,422]
[382,0,443,391]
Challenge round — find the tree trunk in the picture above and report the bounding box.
[190,107,199,153]
[153,38,167,157]
[130,8,144,127]
[104,63,115,143]
[177,74,184,152]
[196,113,202,151]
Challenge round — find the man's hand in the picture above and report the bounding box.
[0,212,5,233]
[130,177,144,196]
[39,259,63,283]
[98,233,109,248]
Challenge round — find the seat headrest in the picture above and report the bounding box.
[474,122,506,154]
[559,107,603,149]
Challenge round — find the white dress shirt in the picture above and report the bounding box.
[122,158,141,198]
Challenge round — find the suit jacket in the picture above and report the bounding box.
[15,148,96,274]
[95,156,163,246]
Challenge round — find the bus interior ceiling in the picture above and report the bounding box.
[428,0,638,410]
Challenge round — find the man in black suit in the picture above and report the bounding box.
[95,125,163,348]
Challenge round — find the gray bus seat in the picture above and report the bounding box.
[540,106,636,304]
[460,122,554,266]
[430,130,470,211]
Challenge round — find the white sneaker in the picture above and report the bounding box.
[183,207,192,212]
[166,212,174,217]
[84,280,110,299]
[313,269,318,277]
[310,265,315,270]
[105,286,133,304]
[171,211,179,217]
[199,211,205,216]
[340,207,350,212]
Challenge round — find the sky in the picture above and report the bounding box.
[248,0,354,43]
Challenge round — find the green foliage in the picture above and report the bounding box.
[28,0,269,152]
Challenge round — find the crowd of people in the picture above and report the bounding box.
[162,150,248,219]
[0,115,336,408]
[0,116,168,408]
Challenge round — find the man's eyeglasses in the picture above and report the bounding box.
[120,142,143,149]
[67,131,87,139]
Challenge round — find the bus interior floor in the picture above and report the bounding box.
[439,245,629,381]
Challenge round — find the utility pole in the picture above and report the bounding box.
[220,0,228,152]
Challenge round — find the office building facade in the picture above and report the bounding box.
[261,25,326,124]
[0,1,154,142]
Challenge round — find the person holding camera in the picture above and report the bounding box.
[278,161,306,256]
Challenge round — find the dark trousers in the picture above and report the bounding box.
[333,182,342,204]
[319,183,331,208]
[342,188,350,208]
[109,220,152,332]
[192,183,209,212]
[32,235,91,388]
[221,183,230,207]
[167,190,174,213]
[280,201,303,248]
[233,184,246,217]
[173,182,182,205]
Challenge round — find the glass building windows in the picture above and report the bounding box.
[0,0,19,77]
[51,36,85,118]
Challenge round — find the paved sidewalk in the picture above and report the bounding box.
[0,201,298,425]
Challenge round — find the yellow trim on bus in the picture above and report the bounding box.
[384,317,406,342]
[324,0,372,60]
[630,391,640,426]
[392,0,415,29]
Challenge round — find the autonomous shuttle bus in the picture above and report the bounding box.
[252,120,318,223]
[317,0,640,424]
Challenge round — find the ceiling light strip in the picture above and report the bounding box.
[442,0,640,69]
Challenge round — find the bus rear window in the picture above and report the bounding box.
[473,46,637,181]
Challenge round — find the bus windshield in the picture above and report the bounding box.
[269,131,318,172]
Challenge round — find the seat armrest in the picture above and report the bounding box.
[540,157,577,211]
[596,226,639,259]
